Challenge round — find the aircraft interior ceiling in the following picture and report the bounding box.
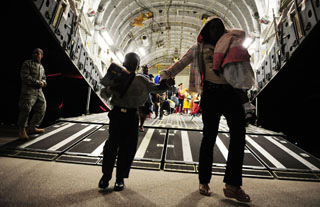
[46,0,278,73]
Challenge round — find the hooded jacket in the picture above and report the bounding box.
[162,16,226,93]
[162,16,249,93]
[212,29,251,70]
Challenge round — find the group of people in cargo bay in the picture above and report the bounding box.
[19,17,255,202]
[137,72,202,132]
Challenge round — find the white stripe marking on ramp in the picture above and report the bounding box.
[267,136,319,171]
[135,129,155,159]
[47,124,98,151]
[19,123,76,148]
[216,135,228,161]
[91,142,105,156]
[181,131,193,163]
[246,135,286,169]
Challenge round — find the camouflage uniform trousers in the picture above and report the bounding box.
[17,91,47,128]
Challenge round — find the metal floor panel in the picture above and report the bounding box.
[241,169,274,179]
[13,150,58,161]
[66,125,109,156]
[164,130,266,170]
[17,123,102,153]
[246,135,320,172]
[164,163,196,173]
[3,122,71,149]
[131,160,161,170]
[146,114,203,130]
[135,128,166,161]
[56,155,100,165]
[0,148,58,161]
[65,127,166,162]
[218,133,266,169]
[95,159,161,170]
[59,113,109,124]
[2,113,320,181]
[58,112,283,135]
[195,166,274,179]
[273,170,320,181]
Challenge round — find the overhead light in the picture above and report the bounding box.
[173,57,180,63]
[101,31,113,46]
[116,51,124,62]
[96,33,109,50]
[138,47,146,56]
[243,37,253,48]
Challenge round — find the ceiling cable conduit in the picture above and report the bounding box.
[94,0,110,26]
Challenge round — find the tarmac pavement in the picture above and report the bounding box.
[0,156,319,207]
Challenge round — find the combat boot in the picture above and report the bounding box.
[27,125,45,134]
[18,128,29,139]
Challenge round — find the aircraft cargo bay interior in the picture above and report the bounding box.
[1,0,320,206]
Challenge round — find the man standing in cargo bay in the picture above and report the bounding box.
[18,48,47,139]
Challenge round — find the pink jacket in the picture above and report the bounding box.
[212,29,251,70]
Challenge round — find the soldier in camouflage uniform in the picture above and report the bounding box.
[17,48,47,139]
